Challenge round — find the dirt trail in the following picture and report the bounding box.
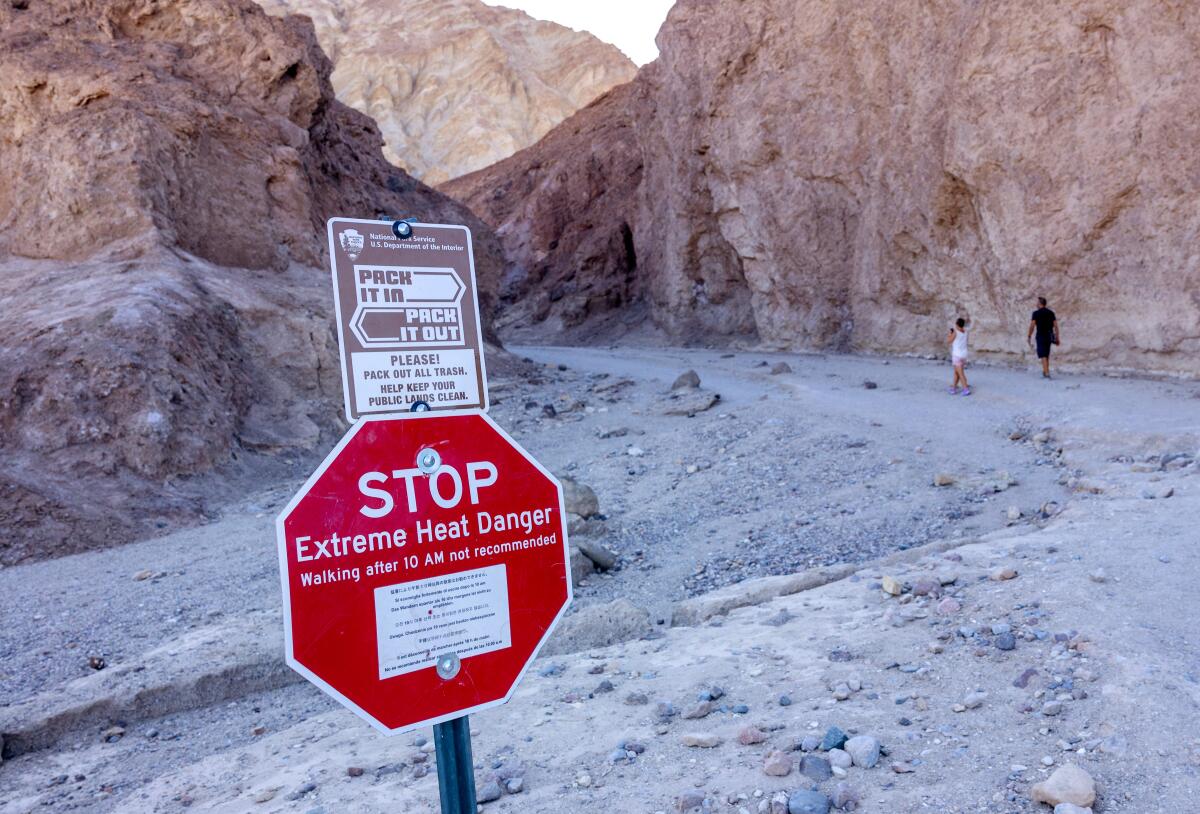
[1,348,1197,813]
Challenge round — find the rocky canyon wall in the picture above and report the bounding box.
[259,0,637,185]
[0,0,503,563]
[452,0,1200,373]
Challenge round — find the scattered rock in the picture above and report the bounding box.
[891,761,915,774]
[1014,668,1039,688]
[1030,764,1096,808]
[933,473,956,487]
[962,690,988,709]
[843,735,881,768]
[682,701,714,719]
[831,783,860,811]
[672,370,701,390]
[624,691,649,706]
[763,750,793,776]
[881,576,903,596]
[1088,568,1107,583]
[827,749,852,770]
[788,789,832,814]
[799,754,833,781]
[1053,805,1093,814]
[346,767,364,777]
[570,546,595,585]
[575,538,617,571]
[1042,701,1064,716]
[557,476,600,518]
[88,656,106,671]
[936,597,961,615]
[101,725,125,742]
[990,567,1018,581]
[738,726,768,745]
[911,576,940,596]
[995,632,1017,651]
[770,362,792,375]
[820,726,849,751]
[863,380,878,390]
[658,388,721,416]
[681,732,722,748]
[676,791,706,812]
[477,780,503,803]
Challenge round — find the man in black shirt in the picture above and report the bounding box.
[1027,297,1059,378]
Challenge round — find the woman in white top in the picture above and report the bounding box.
[947,318,971,396]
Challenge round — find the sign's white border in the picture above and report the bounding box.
[325,219,490,422]
[275,409,571,735]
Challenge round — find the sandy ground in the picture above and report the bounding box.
[1,348,1198,813]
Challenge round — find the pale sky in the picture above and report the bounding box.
[482,0,675,65]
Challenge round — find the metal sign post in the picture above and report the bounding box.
[433,716,477,814]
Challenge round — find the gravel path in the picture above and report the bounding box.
[2,347,1197,814]
[1,348,1156,703]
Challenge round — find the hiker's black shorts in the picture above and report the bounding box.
[1036,335,1053,359]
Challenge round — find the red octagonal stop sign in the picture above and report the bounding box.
[276,410,570,733]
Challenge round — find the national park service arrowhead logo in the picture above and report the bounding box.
[339,228,365,261]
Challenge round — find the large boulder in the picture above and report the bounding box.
[558,475,601,519]
[541,599,653,656]
[0,0,504,563]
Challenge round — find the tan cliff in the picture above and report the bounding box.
[0,0,504,563]
[259,0,638,185]
[449,0,1200,375]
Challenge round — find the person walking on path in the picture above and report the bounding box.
[1027,297,1060,378]
[947,317,971,396]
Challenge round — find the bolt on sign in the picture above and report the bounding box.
[326,218,488,420]
[276,411,571,733]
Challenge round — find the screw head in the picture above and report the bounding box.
[416,447,441,474]
[435,652,460,680]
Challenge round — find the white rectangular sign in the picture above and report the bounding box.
[351,349,481,413]
[373,564,512,680]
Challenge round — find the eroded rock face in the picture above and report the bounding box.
[0,0,503,563]
[443,85,653,342]
[260,0,637,185]
[455,0,1200,373]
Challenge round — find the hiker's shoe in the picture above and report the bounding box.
[961,387,972,396]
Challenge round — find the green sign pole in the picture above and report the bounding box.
[433,716,477,814]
